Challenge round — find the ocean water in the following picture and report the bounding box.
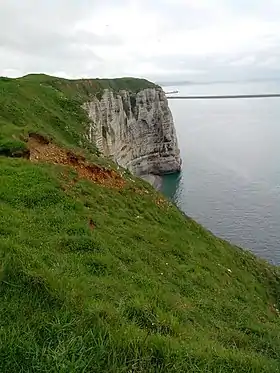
[162,80,280,265]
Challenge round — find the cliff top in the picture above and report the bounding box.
[1,74,280,372]
[2,73,159,99]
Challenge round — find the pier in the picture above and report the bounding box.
[166,93,280,99]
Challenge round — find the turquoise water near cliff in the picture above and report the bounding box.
[162,80,280,265]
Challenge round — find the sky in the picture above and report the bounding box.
[1,0,280,83]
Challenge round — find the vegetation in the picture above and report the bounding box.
[1,75,280,372]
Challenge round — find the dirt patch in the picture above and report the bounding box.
[28,134,125,188]
[156,197,167,207]
[89,219,96,230]
[28,132,50,145]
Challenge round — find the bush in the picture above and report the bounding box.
[0,138,29,158]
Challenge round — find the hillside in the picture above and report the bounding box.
[1,75,280,372]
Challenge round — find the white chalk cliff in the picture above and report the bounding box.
[83,87,181,176]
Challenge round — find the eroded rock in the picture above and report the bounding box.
[83,87,181,176]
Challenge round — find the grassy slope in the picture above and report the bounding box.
[1,75,280,372]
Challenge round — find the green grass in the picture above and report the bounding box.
[1,74,280,372]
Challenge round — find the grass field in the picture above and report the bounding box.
[1,75,280,372]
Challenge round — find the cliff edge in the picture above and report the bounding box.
[83,87,181,176]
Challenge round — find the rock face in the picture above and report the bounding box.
[83,87,181,176]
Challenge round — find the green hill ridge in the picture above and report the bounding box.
[1,74,280,372]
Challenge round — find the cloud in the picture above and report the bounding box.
[230,56,256,67]
[1,0,280,81]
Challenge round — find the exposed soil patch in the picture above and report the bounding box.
[89,219,96,231]
[28,134,125,188]
[156,197,167,207]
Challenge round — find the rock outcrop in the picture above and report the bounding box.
[83,87,181,176]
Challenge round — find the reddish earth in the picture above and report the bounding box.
[28,134,125,188]
[89,219,96,230]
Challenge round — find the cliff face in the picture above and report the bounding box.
[83,87,181,176]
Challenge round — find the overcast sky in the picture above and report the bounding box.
[1,0,280,82]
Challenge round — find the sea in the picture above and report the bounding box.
[161,80,280,265]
